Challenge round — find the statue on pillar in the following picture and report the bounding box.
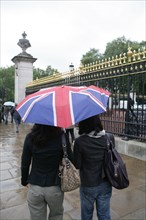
[17,32,31,53]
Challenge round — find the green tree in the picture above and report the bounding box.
[0,66,15,101]
[104,36,146,58]
[33,67,45,80]
[33,65,59,79]
[80,48,103,65]
[45,65,59,76]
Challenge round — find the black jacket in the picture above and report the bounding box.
[21,133,73,187]
[74,133,109,187]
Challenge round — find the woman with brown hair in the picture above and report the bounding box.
[21,124,73,220]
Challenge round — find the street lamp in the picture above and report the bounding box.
[69,63,74,71]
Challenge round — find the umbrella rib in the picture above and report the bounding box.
[69,91,75,125]
[52,92,57,126]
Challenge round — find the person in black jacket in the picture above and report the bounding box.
[12,104,21,133]
[21,124,73,220]
[73,115,112,220]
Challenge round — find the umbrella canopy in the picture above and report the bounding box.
[16,85,110,128]
[4,101,15,106]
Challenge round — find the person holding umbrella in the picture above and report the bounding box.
[73,115,112,220]
[21,124,73,220]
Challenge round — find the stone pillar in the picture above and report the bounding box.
[11,32,37,103]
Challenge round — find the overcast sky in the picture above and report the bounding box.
[0,0,145,72]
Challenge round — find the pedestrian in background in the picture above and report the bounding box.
[73,115,112,220]
[123,98,139,140]
[21,124,73,220]
[4,106,11,124]
[13,104,21,133]
[10,105,15,123]
[0,103,5,123]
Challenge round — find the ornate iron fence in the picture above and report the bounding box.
[26,47,146,142]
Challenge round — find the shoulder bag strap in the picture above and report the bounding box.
[61,132,68,158]
[105,133,116,151]
[105,133,111,150]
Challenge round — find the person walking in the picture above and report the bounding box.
[13,105,21,133]
[0,103,5,123]
[73,115,112,220]
[10,105,15,123]
[21,124,73,220]
[4,106,11,124]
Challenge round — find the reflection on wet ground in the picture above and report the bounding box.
[0,122,146,220]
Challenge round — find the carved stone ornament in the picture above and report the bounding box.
[17,32,31,52]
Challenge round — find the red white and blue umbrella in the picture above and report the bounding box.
[16,85,110,128]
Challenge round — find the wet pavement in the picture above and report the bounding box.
[0,122,146,220]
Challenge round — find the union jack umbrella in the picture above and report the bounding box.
[16,85,110,128]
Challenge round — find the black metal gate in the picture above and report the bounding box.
[26,48,146,142]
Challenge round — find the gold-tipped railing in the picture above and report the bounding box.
[26,47,146,88]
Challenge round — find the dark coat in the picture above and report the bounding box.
[21,133,73,187]
[74,134,108,187]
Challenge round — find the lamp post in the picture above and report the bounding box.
[69,63,74,71]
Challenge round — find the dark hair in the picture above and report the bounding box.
[78,115,103,135]
[30,124,62,146]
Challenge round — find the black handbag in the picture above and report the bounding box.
[104,133,129,189]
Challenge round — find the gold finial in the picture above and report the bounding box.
[108,57,111,67]
[119,54,122,64]
[142,47,146,59]
[101,59,104,68]
[98,60,101,69]
[123,53,126,63]
[104,58,107,68]
[137,48,141,60]
[115,55,118,65]
[127,47,133,62]
[133,50,136,61]
[112,56,114,66]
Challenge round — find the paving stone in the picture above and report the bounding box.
[120,207,146,220]
[0,170,12,181]
[0,203,30,220]
[0,162,13,170]
[9,167,21,178]
[1,178,23,193]
[110,188,145,218]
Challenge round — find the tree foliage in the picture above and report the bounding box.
[33,65,59,80]
[0,66,15,102]
[80,36,146,64]
[80,48,103,65]
[33,68,45,80]
[104,36,146,58]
